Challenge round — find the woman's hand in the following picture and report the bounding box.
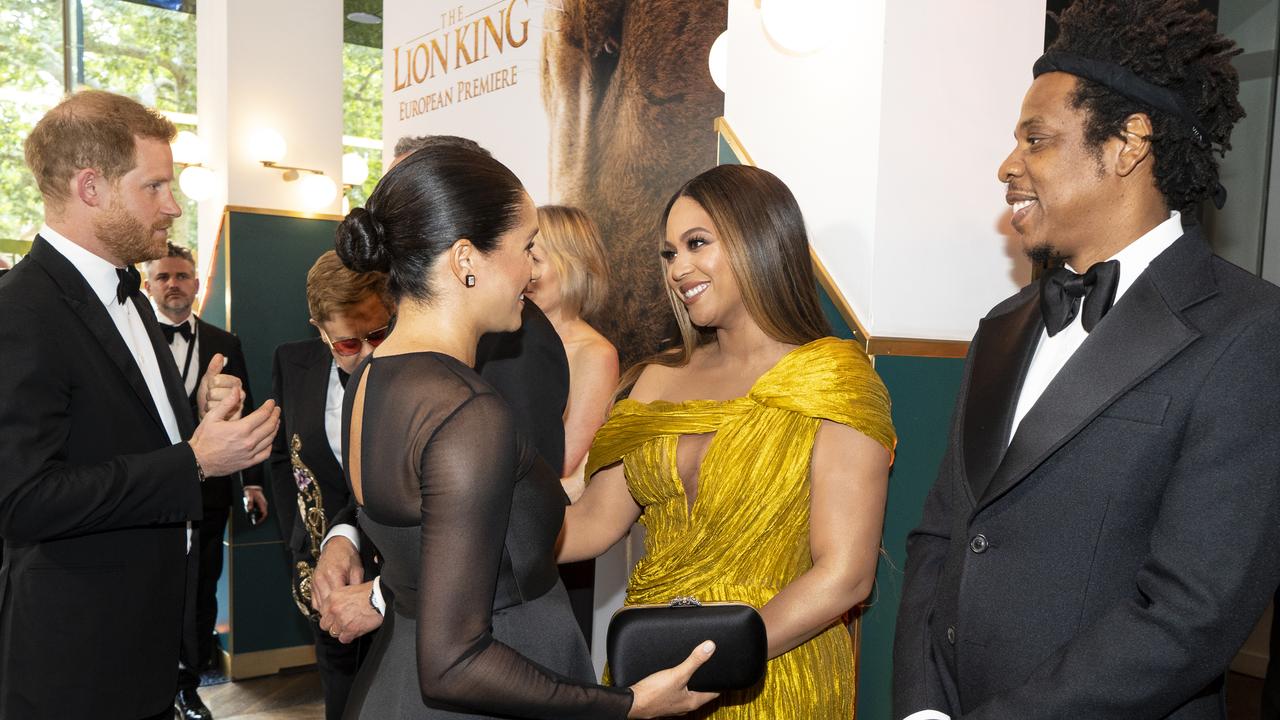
[626,641,720,718]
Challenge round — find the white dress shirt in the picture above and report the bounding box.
[1009,211,1184,440]
[903,212,1185,720]
[41,225,192,550]
[159,313,200,397]
[325,360,345,468]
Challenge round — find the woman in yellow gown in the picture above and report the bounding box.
[559,164,896,718]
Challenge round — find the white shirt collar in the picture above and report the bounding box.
[1068,211,1184,305]
[40,224,127,307]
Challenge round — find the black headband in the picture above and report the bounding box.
[1034,51,1226,209]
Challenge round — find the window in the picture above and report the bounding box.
[0,0,198,262]
[344,20,382,211]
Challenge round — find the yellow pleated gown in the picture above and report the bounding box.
[586,337,896,719]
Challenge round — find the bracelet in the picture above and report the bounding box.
[193,453,206,483]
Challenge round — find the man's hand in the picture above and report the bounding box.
[318,581,384,643]
[197,353,244,420]
[313,535,363,613]
[243,486,268,521]
[189,390,280,477]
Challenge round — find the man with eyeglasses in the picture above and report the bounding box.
[267,250,393,720]
[143,241,269,720]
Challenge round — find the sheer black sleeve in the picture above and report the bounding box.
[414,392,633,718]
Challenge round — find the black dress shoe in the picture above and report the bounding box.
[175,688,213,720]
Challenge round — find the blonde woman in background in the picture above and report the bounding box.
[525,205,620,501]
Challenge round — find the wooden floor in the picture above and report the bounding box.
[1229,671,1265,720]
[198,668,1269,720]
[201,670,324,720]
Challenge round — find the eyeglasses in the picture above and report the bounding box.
[319,324,390,356]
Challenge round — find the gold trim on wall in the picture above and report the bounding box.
[224,644,317,681]
[868,337,970,359]
[225,204,346,222]
[809,249,872,347]
[714,116,970,360]
[714,116,756,167]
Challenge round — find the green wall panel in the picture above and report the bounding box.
[857,355,964,719]
[206,210,338,659]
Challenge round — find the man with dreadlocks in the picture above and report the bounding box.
[893,2,1280,718]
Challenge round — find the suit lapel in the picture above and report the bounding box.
[30,238,168,436]
[962,291,1042,501]
[195,317,214,388]
[299,343,345,475]
[975,232,1212,512]
[137,295,196,438]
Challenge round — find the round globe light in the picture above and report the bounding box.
[342,152,370,186]
[708,31,729,92]
[299,173,338,211]
[342,195,352,216]
[249,128,288,164]
[177,165,215,202]
[170,130,206,166]
[760,0,833,55]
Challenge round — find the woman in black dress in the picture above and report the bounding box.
[334,143,717,719]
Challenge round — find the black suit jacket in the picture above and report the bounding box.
[475,301,571,474]
[894,229,1280,719]
[0,237,204,718]
[187,316,263,509]
[269,338,370,618]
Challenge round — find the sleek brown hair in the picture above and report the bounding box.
[24,89,177,213]
[620,165,831,393]
[306,250,392,322]
[535,205,610,319]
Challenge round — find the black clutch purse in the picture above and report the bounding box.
[606,596,767,692]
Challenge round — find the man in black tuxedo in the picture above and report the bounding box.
[267,251,393,720]
[144,242,269,720]
[0,89,280,719]
[893,3,1280,719]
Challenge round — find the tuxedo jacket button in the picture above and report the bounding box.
[969,533,989,554]
[946,625,956,645]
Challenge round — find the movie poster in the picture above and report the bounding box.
[384,0,728,366]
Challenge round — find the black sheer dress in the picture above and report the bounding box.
[340,352,632,719]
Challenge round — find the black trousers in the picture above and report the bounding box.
[1263,586,1280,720]
[178,507,230,691]
[311,621,372,720]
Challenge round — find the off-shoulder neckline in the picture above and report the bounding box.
[618,336,850,409]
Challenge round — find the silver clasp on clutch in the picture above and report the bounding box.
[669,596,702,607]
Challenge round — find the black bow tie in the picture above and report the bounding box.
[337,368,351,388]
[1039,260,1120,337]
[162,321,193,344]
[115,266,141,305]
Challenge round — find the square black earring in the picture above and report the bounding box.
[465,274,476,287]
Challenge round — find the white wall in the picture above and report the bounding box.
[723,0,886,337]
[724,0,1044,341]
[197,0,345,276]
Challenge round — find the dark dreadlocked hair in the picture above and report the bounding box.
[1048,0,1244,215]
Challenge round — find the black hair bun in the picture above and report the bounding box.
[335,206,391,273]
